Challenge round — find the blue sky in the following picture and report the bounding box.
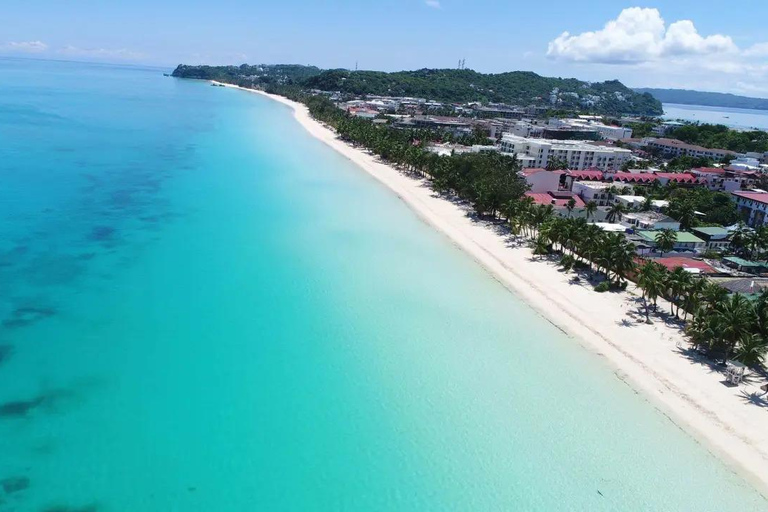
[4,1,768,95]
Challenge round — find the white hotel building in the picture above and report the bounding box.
[499,134,632,171]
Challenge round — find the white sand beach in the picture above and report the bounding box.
[217,82,768,495]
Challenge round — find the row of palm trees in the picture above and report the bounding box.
[304,95,529,219]
[509,201,637,287]
[495,196,767,368]
[730,222,768,261]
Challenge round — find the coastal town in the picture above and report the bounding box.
[332,90,768,284]
[182,58,768,417]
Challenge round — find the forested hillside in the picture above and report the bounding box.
[172,65,662,115]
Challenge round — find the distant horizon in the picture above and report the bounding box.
[9,54,768,103]
[4,2,768,98]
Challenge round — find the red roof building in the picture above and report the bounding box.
[654,257,717,274]
[732,191,768,227]
[732,191,768,204]
[654,172,698,184]
[525,191,585,208]
[566,169,604,181]
[611,172,658,183]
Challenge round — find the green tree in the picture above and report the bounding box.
[655,229,677,257]
[565,198,576,218]
[713,294,755,365]
[636,261,665,322]
[606,202,626,223]
[584,201,598,221]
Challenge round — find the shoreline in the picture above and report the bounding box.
[215,81,768,496]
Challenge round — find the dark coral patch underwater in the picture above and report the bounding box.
[2,306,56,329]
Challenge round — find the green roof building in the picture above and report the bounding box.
[638,230,706,253]
[722,256,767,274]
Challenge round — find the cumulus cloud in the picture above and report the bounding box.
[744,42,768,57]
[547,8,737,64]
[425,0,441,8]
[0,41,48,53]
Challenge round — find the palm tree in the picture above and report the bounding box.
[636,261,664,322]
[730,222,750,256]
[745,230,762,260]
[713,294,755,365]
[606,202,627,223]
[560,253,576,272]
[641,196,653,212]
[655,229,677,257]
[602,233,635,285]
[546,157,568,171]
[701,282,729,313]
[565,198,576,218]
[734,333,768,366]
[687,308,716,351]
[668,200,696,229]
[532,234,550,259]
[666,267,692,318]
[682,277,707,320]
[584,200,598,221]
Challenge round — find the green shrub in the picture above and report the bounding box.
[594,281,611,293]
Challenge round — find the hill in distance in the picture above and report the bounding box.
[172,64,662,116]
[635,88,768,111]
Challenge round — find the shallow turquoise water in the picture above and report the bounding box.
[0,58,765,511]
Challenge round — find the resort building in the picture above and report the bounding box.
[613,195,668,211]
[524,190,585,208]
[728,157,762,172]
[498,134,632,171]
[621,211,681,231]
[563,169,604,190]
[406,116,474,137]
[732,191,768,227]
[608,171,698,186]
[651,121,686,136]
[637,230,706,253]
[593,222,630,233]
[571,181,619,206]
[507,120,544,138]
[690,226,733,251]
[549,118,633,141]
[427,143,497,157]
[521,168,564,193]
[646,138,737,161]
[474,105,526,119]
[691,167,759,192]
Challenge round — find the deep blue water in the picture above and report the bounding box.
[0,58,765,511]
[664,102,768,130]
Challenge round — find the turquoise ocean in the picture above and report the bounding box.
[0,58,765,511]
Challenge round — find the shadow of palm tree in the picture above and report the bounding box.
[739,389,768,408]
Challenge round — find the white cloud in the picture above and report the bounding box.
[744,42,768,57]
[547,8,737,64]
[56,45,144,61]
[425,0,441,8]
[0,41,48,53]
